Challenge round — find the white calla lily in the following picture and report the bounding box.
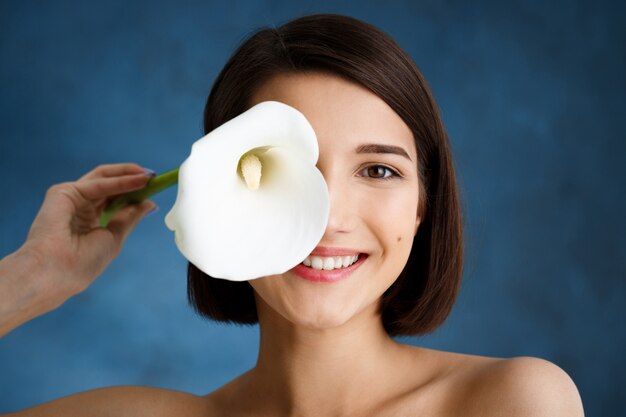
[164,101,330,281]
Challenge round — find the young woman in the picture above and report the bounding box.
[0,14,583,417]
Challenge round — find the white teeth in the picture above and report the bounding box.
[302,254,360,270]
[312,257,324,270]
[322,258,334,270]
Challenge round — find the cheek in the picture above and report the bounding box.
[248,274,283,307]
[359,186,418,277]
[366,187,418,242]
[247,275,295,321]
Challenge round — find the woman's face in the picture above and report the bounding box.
[248,72,421,330]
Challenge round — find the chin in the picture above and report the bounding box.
[251,276,373,331]
[291,315,352,331]
[285,302,357,331]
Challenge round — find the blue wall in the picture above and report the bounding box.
[1,1,624,415]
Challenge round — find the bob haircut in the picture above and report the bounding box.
[187,13,464,337]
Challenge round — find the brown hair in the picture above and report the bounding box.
[187,13,464,336]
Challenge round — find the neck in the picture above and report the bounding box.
[233,294,413,417]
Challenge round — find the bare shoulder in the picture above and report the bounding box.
[443,354,585,417]
[388,348,584,417]
[2,385,217,417]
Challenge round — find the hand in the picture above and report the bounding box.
[22,163,158,299]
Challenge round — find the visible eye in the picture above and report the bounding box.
[358,164,401,181]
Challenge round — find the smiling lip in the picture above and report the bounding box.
[308,246,363,256]
[291,248,368,283]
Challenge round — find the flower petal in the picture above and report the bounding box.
[165,101,329,281]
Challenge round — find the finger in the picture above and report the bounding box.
[79,163,148,181]
[79,163,146,181]
[73,173,153,201]
[104,200,157,249]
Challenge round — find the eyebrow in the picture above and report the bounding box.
[355,143,413,162]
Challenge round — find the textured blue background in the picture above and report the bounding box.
[1,0,624,415]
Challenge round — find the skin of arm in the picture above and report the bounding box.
[0,245,69,337]
[0,386,212,417]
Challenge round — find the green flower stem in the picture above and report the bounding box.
[99,168,179,227]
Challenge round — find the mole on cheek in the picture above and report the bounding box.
[397,236,402,242]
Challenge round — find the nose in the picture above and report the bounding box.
[319,167,358,236]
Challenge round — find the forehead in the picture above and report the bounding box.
[249,72,416,161]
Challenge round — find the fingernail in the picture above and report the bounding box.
[143,168,157,177]
[145,205,159,217]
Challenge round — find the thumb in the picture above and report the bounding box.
[106,201,158,248]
